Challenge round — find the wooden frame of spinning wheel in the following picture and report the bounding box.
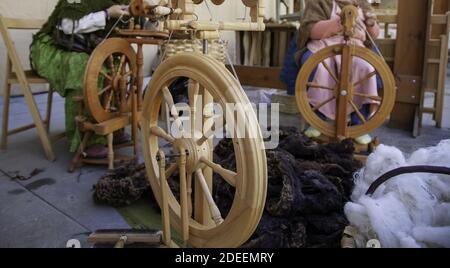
[295,5,396,151]
[81,0,268,248]
[143,0,267,248]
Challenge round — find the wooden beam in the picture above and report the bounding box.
[432,0,450,38]
[389,0,430,132]
[229,65,287,90]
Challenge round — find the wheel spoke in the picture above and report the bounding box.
[122,71,133,80]
[195,169,224,225]
[349,100,367,123]
[104,90,114,111]
[162,86,178,118]
[108,55,116,76]
[119,71,128,113]
[307,83,335,91]
[163,86,185,132]
[321,61,339,84]
[98,85,112,96]
[197,132,215,146]
[353,92,382,102]
[312,96,335,112]
[200,157,236,187]
[188,79,200,137]
[149,125,175,143]
[117,55,126,74]
[354,71,376,87]
[165,162,178,178]
[100,70,112,81]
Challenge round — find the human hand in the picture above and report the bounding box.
[107,5,130,19]
[329,17,344,35]
[364,11,377,27]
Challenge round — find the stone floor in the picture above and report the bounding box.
[0,76,449,248]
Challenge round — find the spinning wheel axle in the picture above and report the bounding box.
[155,151,190,161]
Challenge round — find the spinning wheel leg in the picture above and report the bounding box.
[158,150,172,247]
[69,131,91,173]
[107,133,114,170]
[336,45,352,139]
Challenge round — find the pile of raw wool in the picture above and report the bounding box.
[93,127,361,248]
[213,127,362,248]
[345,140,450,248]
[93,161,149,207]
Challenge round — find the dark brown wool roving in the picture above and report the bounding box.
[212,127,361,248]
[93,161,149,207]
[93,127,361,248]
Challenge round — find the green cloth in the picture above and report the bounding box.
[31,34,106,152]
[116,197,184,247]
[30,0,131,152]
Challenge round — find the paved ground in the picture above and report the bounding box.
[0,73,449,248]
[0,94,129,248]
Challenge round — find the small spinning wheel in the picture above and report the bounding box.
[141,53,267,248]
[84,38,137,123]
[295,5,396,140]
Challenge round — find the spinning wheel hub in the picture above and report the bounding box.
[172,135,210,174]
[112,74,122,91]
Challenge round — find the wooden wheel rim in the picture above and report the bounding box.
[141,53,267,248]
[84,38,137,123]
[295,44,396,138]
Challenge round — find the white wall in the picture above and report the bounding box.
[0,0,277,96]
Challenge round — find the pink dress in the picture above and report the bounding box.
[306,1,379,121]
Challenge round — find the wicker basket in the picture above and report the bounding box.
[162,39,228,64]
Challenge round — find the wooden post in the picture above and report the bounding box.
[432,0,450,38]
[45,88,53,133]
[1,58,12,150]
[389,0,430,132]
[431,0,450,128]
[336,46,352,140]
[194,88,214,226]
[137,44,144,110]
[131,86,139,161]
[158,150,171,247]
[179,148,189,246]
[107,133,114,170]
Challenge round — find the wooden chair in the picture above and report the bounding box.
[0,16,55,160]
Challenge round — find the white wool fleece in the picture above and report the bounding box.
[345,140,450,248]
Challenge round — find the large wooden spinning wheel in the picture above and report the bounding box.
[84,38,137,123]
[141,53,267,248]
[295,44,396,139]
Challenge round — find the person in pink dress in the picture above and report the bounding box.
[296,0,381,145]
